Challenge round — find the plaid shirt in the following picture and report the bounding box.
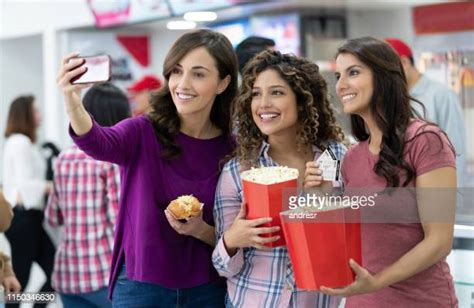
[212,141,346,308]
[45,145,119,294]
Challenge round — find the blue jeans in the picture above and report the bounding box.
[60,287,111,308]
[112,265,225,308]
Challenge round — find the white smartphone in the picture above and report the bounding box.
[70,54,111,84]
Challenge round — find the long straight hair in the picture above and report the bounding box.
[337,37,421,187]
[5,95,37,143]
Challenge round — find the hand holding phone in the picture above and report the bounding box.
[70,54,111,84]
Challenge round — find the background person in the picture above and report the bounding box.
[45,83,131,308]
[0,191,21,307]
[0,252,21,308]
[2,95,55,308]
[385,37,467,186]
[235,36,275,76]
[127,74,162,116]
[0,192,13,232]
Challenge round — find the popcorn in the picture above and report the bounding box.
[240,166,299,248]
[241,166,299,185]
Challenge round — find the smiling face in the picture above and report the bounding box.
[168,47,230,119]
[335,52,374,117]
[251,69,298,139]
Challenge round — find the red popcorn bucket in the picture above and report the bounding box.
[241,167,298,248]
[280,204,361,290]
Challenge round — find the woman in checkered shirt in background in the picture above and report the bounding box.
[45,83,131,307]
[212,50,346,308]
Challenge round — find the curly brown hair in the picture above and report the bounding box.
[234,50,344,164]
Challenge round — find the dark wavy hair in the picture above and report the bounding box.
[336,37,450,187]
[5,95,37,143]
[148,29,238,160]
[234,50,344,164]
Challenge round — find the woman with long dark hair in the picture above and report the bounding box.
[3,95,55,308]
[321,37,458,307]
[56,29,237,307]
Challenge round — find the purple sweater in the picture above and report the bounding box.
[70,115,234,297]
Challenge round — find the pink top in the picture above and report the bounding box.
[342,120,458,307]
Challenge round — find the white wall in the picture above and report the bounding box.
[0,0,93,39]
[347,7,415,45]
[150,28,187,79]
[0,35,44,185]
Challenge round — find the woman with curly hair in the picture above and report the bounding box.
[56,29,237,307]
[320,37,458,307]
[212,50,346,307]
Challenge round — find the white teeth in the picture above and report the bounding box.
[178,93,194,99]
[342,94,356,101]
[260,113,279,119]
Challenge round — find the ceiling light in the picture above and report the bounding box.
[166,20,197,30]
[184,11,217,22]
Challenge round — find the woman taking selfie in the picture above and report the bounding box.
[56,29,237,307]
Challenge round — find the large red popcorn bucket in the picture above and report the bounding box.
[280,204,361,290]
[241,167,298,248]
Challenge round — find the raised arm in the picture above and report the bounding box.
[57,53,139,165]
[57,52,93,136]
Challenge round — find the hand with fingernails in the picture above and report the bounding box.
[57,52,89,112]
[319,259,382,296]
[304,161,334,196]
[164,209,206,236]
[164,209,216,246]
[304,162,324,188]
[223,202,280,256]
